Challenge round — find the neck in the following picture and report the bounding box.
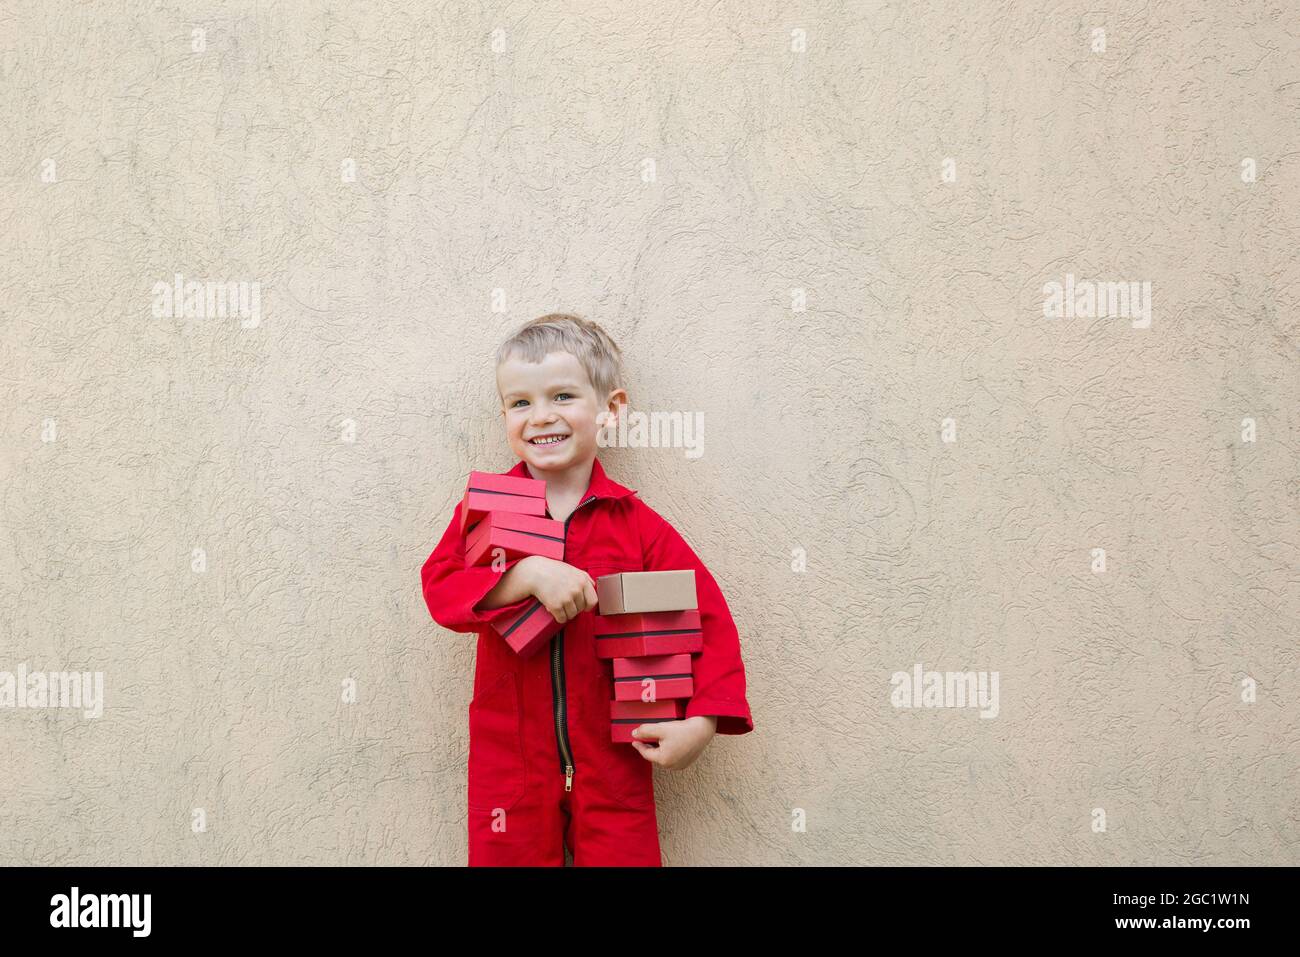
[524,456,595,501]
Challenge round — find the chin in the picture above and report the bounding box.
[522,443,583,468]
[529,450,574,467]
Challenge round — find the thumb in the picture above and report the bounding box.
[631,722,665,741]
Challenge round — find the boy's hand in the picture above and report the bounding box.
[519,556,598,624]
[630,715,717,769]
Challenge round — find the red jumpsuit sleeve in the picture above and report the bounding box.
[636,500,754,735]
[420,498,535,634]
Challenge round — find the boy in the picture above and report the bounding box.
[421,313,753,866]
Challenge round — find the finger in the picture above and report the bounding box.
[631,723,666,742]
[548,603,569,624]
[562,598,578,620]
[583,581,598,609]
[631,739,663,763]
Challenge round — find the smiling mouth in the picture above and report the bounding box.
[528,434,570,447]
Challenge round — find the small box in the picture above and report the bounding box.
[610,698,686,743]
[464,511,565,567]
[592,609,703,659]
[494,599,562,658]
[460,471,548,534]
[612,654,694,701]
[595,570,697,615]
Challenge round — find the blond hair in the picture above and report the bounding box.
[495,313,626,404]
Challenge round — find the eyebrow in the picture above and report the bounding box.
[503,383,584,401]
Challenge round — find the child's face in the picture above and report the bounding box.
[497,350,625,476]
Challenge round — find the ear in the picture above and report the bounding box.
[605,389,629,424]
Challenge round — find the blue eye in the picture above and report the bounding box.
[556,392,573,401]
[511,399,528,408]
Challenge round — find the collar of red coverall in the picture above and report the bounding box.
[505,454,638,501]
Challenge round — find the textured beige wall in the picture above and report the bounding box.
[2,1,1297,865]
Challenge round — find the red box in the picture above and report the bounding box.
[460,471,548,534]
[592,609,703,659]
[464,511,565,567]
[612,654,694,701]
[494,599,562,658]
[610,698,686,743]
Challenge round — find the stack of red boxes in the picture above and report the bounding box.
[460,471,566,658]
[593,571,702,743]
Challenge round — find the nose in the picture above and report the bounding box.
[528,400,558,426]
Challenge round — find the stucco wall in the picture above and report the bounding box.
[1,1,1296,865]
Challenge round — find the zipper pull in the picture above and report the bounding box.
[565,765,574,791]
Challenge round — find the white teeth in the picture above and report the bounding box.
[532,435,567,445]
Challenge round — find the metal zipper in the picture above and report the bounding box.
[551,493,597,792]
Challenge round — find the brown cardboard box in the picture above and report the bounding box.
[595,570,697,615]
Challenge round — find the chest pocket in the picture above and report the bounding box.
[571,499,644,576]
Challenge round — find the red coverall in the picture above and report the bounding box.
[421,456,754,866]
